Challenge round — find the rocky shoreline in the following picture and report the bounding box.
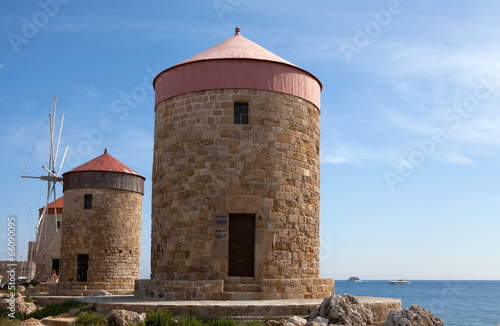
[0,286,448,326]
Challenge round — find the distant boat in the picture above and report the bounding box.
[388,279,412,285]
[347,276,362,282]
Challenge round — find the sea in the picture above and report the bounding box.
[334,280,500,326]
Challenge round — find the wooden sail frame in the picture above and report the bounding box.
[21,96,68,257]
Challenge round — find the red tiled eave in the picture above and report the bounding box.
[65,150,144,179]
[39,196,63,216]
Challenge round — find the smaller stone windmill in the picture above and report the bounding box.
[52,149,145,295]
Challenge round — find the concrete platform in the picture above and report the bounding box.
[29,294,401,325]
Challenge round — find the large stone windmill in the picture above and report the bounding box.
[136,27,335,300]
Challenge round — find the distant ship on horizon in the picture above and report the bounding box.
[347,276,363,282]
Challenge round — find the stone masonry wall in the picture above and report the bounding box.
[135,280,224,300]
[260,278,335,300]
[32,212,61,282]
[135,278,335,300]
[58,188,142,291]
[151,89,321,282]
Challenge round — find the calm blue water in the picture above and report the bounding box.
[335,280,500,326]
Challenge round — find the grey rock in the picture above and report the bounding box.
[265,320,285,326]
[310,293,374,326]
[24,302,37,315]
[18,285,26,293]
[68,308,80,316]
[304,322,321,326]
[28,284,35,289]
[288,316,308,326]
[107,309,146,326]
[91,289,112,296]
[382,305,444,326]
[312,317,329,325]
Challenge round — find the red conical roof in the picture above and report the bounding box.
[153,27,322,108]
[65,149,142,176]
[39,196,63,216]
[178,27,296,67]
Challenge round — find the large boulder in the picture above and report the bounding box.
[287,316,308,326]
[107,309,146,326]
[382,305,444,326]
[20,318,44,325]
[0,293,37,315]
[310,293,375,326]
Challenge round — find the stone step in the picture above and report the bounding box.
[224,277,257,284]
[41,317,76,326]
[219,292,263,300]
[54,290,85,297]
[224,283,262,293]
[70,294,401,320]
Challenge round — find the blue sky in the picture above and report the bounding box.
[1,1,499,281]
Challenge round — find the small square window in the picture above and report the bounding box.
[234,103,248,125]
[84,194,92,209]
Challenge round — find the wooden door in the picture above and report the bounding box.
[228,214,255,277]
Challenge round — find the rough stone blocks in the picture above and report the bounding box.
[137,88,331,300]
[57,188,143,293]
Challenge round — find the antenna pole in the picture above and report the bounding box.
[54,112,64,167]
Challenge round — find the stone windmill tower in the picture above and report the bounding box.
[136,27,334,300]
[30,196,64,282]
[53,150,145,295]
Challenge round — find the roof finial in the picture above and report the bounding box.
[104,148,108,154]
[235,26,241,36]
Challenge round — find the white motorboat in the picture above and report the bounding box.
[388,279,412,285]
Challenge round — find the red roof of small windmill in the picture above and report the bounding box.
[153,27,322,108]
[39,196,63,216]
[65,149,142,177]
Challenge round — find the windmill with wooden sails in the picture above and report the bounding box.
[21,96,68,282]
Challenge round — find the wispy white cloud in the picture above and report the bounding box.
[1,117,54,173]
[76,86,100,99]
[369,42,500,90]
[379,106,437,134]
[47,17,144,33]
[450,113,500,147]
[330,25,500,164]
[321,136,394,165]
[42,11,223,46]
[435,151,475,165]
